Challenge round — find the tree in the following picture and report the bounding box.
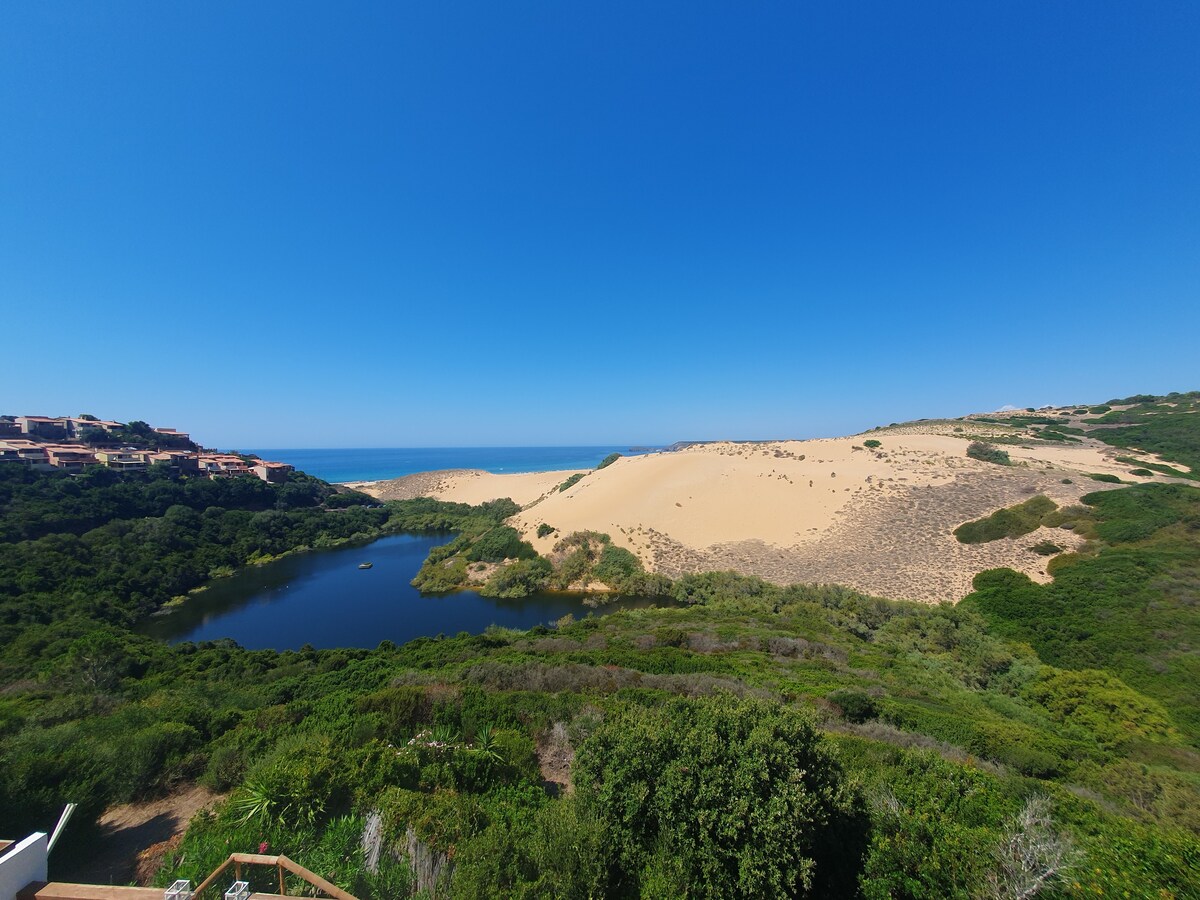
[63,629,129,692]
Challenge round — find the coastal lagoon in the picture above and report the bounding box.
[141,533,657,650]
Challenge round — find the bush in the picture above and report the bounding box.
[575,695,867,897]
[592,545,644,589]
[828,688,878,723]
[954,496,1057,544]
[1027,669,1174,750]
[1129,468,1153,477]
[1030,540,1062,556]
[558,473,585,492]
[596,453,622,470]
[863,439,881,449]
[1088,473,1123,484]
[966,442,1011,466]
[466,526,537,563]
[480,558,552,598]
[536,523,555,538]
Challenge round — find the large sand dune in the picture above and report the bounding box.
[353,414,1183,603]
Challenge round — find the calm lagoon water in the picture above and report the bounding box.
[141,533,657,651]
[240,446,657,484]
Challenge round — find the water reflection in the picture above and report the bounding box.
[141,533,657,650]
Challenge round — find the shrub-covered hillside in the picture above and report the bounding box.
[2,426,1199,897]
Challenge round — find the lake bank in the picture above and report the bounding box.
[140,532,660,650]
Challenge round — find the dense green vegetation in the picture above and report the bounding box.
[954,495,1058,544]
[3,402,1200,898]
[963,482,1200,742]
[1085,392,1200,474]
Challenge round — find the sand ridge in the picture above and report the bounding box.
[348,417,1186,604]
[349,467,584,507]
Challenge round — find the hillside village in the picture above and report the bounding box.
[0,414,294,482]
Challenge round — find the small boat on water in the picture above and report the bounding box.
[358,562,373,570]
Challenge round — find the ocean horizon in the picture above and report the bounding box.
[243,445,657,484]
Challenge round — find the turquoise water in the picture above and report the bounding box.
[141,533,658,650]
[242,446,657,483]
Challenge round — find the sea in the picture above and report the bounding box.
[242,445,657,484]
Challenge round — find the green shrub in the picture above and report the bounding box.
[232,734,348,829]
[966,442,1011,466]
[558,473,585,492]
[596,453,622,470]
[1029,540,1062,556]
[575,696,866,897]
[592,544,644,589]
[410,553,468,592]
[828,689,878,723]
[863,439,881,449]
[1088,473,1123,484]
[536,523,555,538]
[1129,468,1153,477]
[466,526,537,563]
[954,496,1057,544]
[1027,668,1175,750]
[480,557,552,598]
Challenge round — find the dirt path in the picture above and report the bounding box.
[56,784,223,886]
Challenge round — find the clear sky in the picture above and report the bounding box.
[2,2,1197,448]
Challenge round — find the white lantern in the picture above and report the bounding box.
[165,881,194,900]
[224,881,251,900]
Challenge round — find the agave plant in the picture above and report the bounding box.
[231,776,288,826]
[471,724,503,763]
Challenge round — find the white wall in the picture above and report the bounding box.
[0,833,47,900]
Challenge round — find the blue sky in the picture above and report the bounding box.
[2,2,1197,448]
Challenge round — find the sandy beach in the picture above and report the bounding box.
[348,410,1185,604]
[348,467,585,507]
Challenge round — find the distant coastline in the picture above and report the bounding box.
[241,445,658,484]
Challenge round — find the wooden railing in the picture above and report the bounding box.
[192,853,358,900]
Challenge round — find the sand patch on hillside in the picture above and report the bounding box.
[349,424,1184,604]
[350,468,583,507]
[504,433,1133,603]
